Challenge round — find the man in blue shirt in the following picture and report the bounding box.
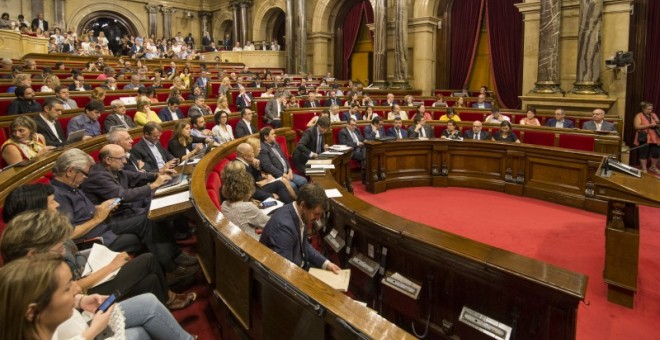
[67,100,104,139]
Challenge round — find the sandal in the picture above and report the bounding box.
[167,292,197,310]
[649,167,660,175]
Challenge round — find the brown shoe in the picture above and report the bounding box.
[166,265,199,286]
[167,292,197,310]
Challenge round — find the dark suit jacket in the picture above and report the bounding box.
[234,119,255,138]
[292,126,324,172]
[463,130,491,140]
[582,120,616,133]
[364,125,386,141]
[259,141,290,178]
[202,36,212,47]
[104,113,136,132]
[338,127,364,148]
[302,100,321,108]
[341,112,363,122]
[235,93,253,111]
[34,114,66,147]
[186,105,210,117]
[386,126,408,139]
[471,102,492,109]
[260,203,327,270]
[131,138,175,173]
[408,125,433,139]
[545,118,575,128]
[67,83,92,91]
[31,18,48,31]
[157,107,184,122]
[81,163,156,216]
[324,97,340,107]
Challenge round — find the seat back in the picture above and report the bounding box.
[558,134,595,152]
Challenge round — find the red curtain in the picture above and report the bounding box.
[643,0,660,108]
[343,1,374,80]
[450,0,485,89]
[486,0,523,109]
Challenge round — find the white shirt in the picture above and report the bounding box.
[40,113,62,142]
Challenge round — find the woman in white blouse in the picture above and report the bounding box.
[212,111,234,144]
[220,161,270,240]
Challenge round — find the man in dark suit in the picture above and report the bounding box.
[7,86,42,115]
[223,34,232,51]
[193,70,210,96]
[31,13,48,31]
[302,92,321,108]
[364,116,386,141]
[35,97,66,147]
[201,31,212,48]
[582,109,617,133]
[157,97,185,122]
[104,100,137,132]
[130,122,177,173]
[260,183,341,272]
[341,104,363,122]
[234,109,256,138]
[408,114,433,139]
[68,75,92,91]
[338,118,366,174]
[545,108,575,129]
[383,93,398,107]
[324,90,340,107]
[292,117,330,172]
[386,117,408,139]
[234,143,293,203]
[235,86,253,111]
[259,127,308,191]
[471,94,492,109]
[464,120,491,140]
[265,93,286,128]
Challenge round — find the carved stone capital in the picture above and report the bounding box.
[199,11,213,18]
[161,7,174,15]
[145,4,159,13]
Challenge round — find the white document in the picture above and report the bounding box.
[324,189,343,198]
[330,144,352,151]
[309,268,351,292]
[187,158,201,165]
[261,197,284,215]
[321,151,344,156]
[150,191,191,210]
[83,243,121,288]
[154,178,189,195]
[310,164,335,169]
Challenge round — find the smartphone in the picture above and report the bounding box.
[260,201,278,209]
[97,293,118,313]
[111,198,122,207]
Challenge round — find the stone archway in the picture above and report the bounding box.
[67,3,146,35]
[213,10,234,48]
[252,0,285,41]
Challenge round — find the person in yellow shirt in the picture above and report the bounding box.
[134,99,162,126]
[439,107,461,122]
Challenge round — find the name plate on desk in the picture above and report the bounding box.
[459,306,512,340]
[348,253,379,278]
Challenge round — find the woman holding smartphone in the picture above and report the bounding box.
[0,254,195,340]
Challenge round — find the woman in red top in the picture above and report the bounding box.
[634,101,659,174]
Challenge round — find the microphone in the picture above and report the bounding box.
[602,143,648,176]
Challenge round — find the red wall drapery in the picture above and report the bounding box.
[449,0,485,89]
[342,1,374,80]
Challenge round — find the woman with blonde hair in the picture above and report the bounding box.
[218,76,232,97]
[90,87,106,102]
[2,116,47,166]
[221,161,270,239]
[214,95,231,115]
[40,74,60,93]
[134,98,162,126]
[170,76,187,91]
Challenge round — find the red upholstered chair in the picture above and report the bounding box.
[88,149,101,162]
[31,177,51,185]
[72,95,91,108]
[331,126,343,145]
[457,111,486,122]
[205,171,222,210]
[434,125,447,136]
[212,158,231,176]
[276,136,290,158]
[226,152,237,161]
[558,134,595,152]
[159,130,173,149]
[97,113,110,133]
[178,105,191,117]
[0,99,13,116]
[521,131,556,147]
[59,116,74,135]
[125,108,138,119]
[292,112,315,142]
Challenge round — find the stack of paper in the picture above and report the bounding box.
[83,244,121,288]
[309,268,351,292]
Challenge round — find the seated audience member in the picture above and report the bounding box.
[417,104,433,121]
[235,108,256,138]
[67,100,104,140]
[464,120,490,140]
[307,110,330,128]
[171,76,187,90]
[90,88,106,103]
[106,127,144,173]
[453,96,466,108]
[235,86,253,111]
[387,117,408,139]
[364,116,385,141]
[35,97,66,147]
[260,183,341,272]
[213,111,235,144]
[2,116,47,165]
[441,120,463,140]
[519,107,541,126]
[387,104,409,120]
[292,116,330,172]
[68,74,92,91]
[189,114,214,146]
[432,94,448,107]
[158,97,184,122]
[304,92,322,108]
[218,77,232,97]
[492,121,520,143]
[342,103,363,122]
[40,74,60,93]
[338,118,367,176]
[439,107,461,122]
[0,254,196,340]
[168,119,211,160]
[187,95,212,117]
[471,94,491,109]
[383,93,398,106]
[104,100,136,131]
[361,93,376,107]
[286,94,301,109]
[124,74,144,90]
[403,94,416,107]
[214,95,231,115]
[363,105,378,121]
[344,92,360,108]
[484,106,511,124]
[234,143,294,203]
[545,108,575,128]
[328,105,342,123]
[265,92,286,128]
[100,77,118,91]
[220,162,270,240]
[325,90,340,107]
[6,73,31,93]
[55,86,78,110]
[97,66,114,80]
[131,122,178,173]
[583,108,617,133]
[134,99,162,126]
[260,86,275,98]
[7,86,42,115]
[259,127,308,191]
[408,114,433,139]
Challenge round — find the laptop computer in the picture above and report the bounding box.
[66,129,86,143]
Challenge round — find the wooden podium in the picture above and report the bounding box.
[594,158,660,308]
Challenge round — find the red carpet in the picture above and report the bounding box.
[353,185,660,340]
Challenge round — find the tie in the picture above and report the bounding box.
[421,127,426,138]
[350,130,358,144]
[119,115,128,128]
[272,144,288,172]
[63,102,71,110]
[311,101,316,108]
[397,129,402,139]
[474,133,479,140]
[316,134,322,154]
[244,94,250,105]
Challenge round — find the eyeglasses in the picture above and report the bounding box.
[108,155,127,161]
[76,168,88,177]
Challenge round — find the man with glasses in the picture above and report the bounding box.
[67,100,104,140]
[545,108,575,128]
[104,99,136,131]
[464,120,491,140]
[131,122,178,173]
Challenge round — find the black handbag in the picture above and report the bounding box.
[638,130,648,144]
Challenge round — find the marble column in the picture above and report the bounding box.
[569,0,606,95]
[199,11,213,43]
[530,0,563,94]
[53,0,65,29]
[390,0,411,89]
[285,0,294,72]
[231,3,240,47]
[161,7,173,40]
[239,1,251,47]
[372,0,388,88]
[296,0,307,74]
[145,4,159,38]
